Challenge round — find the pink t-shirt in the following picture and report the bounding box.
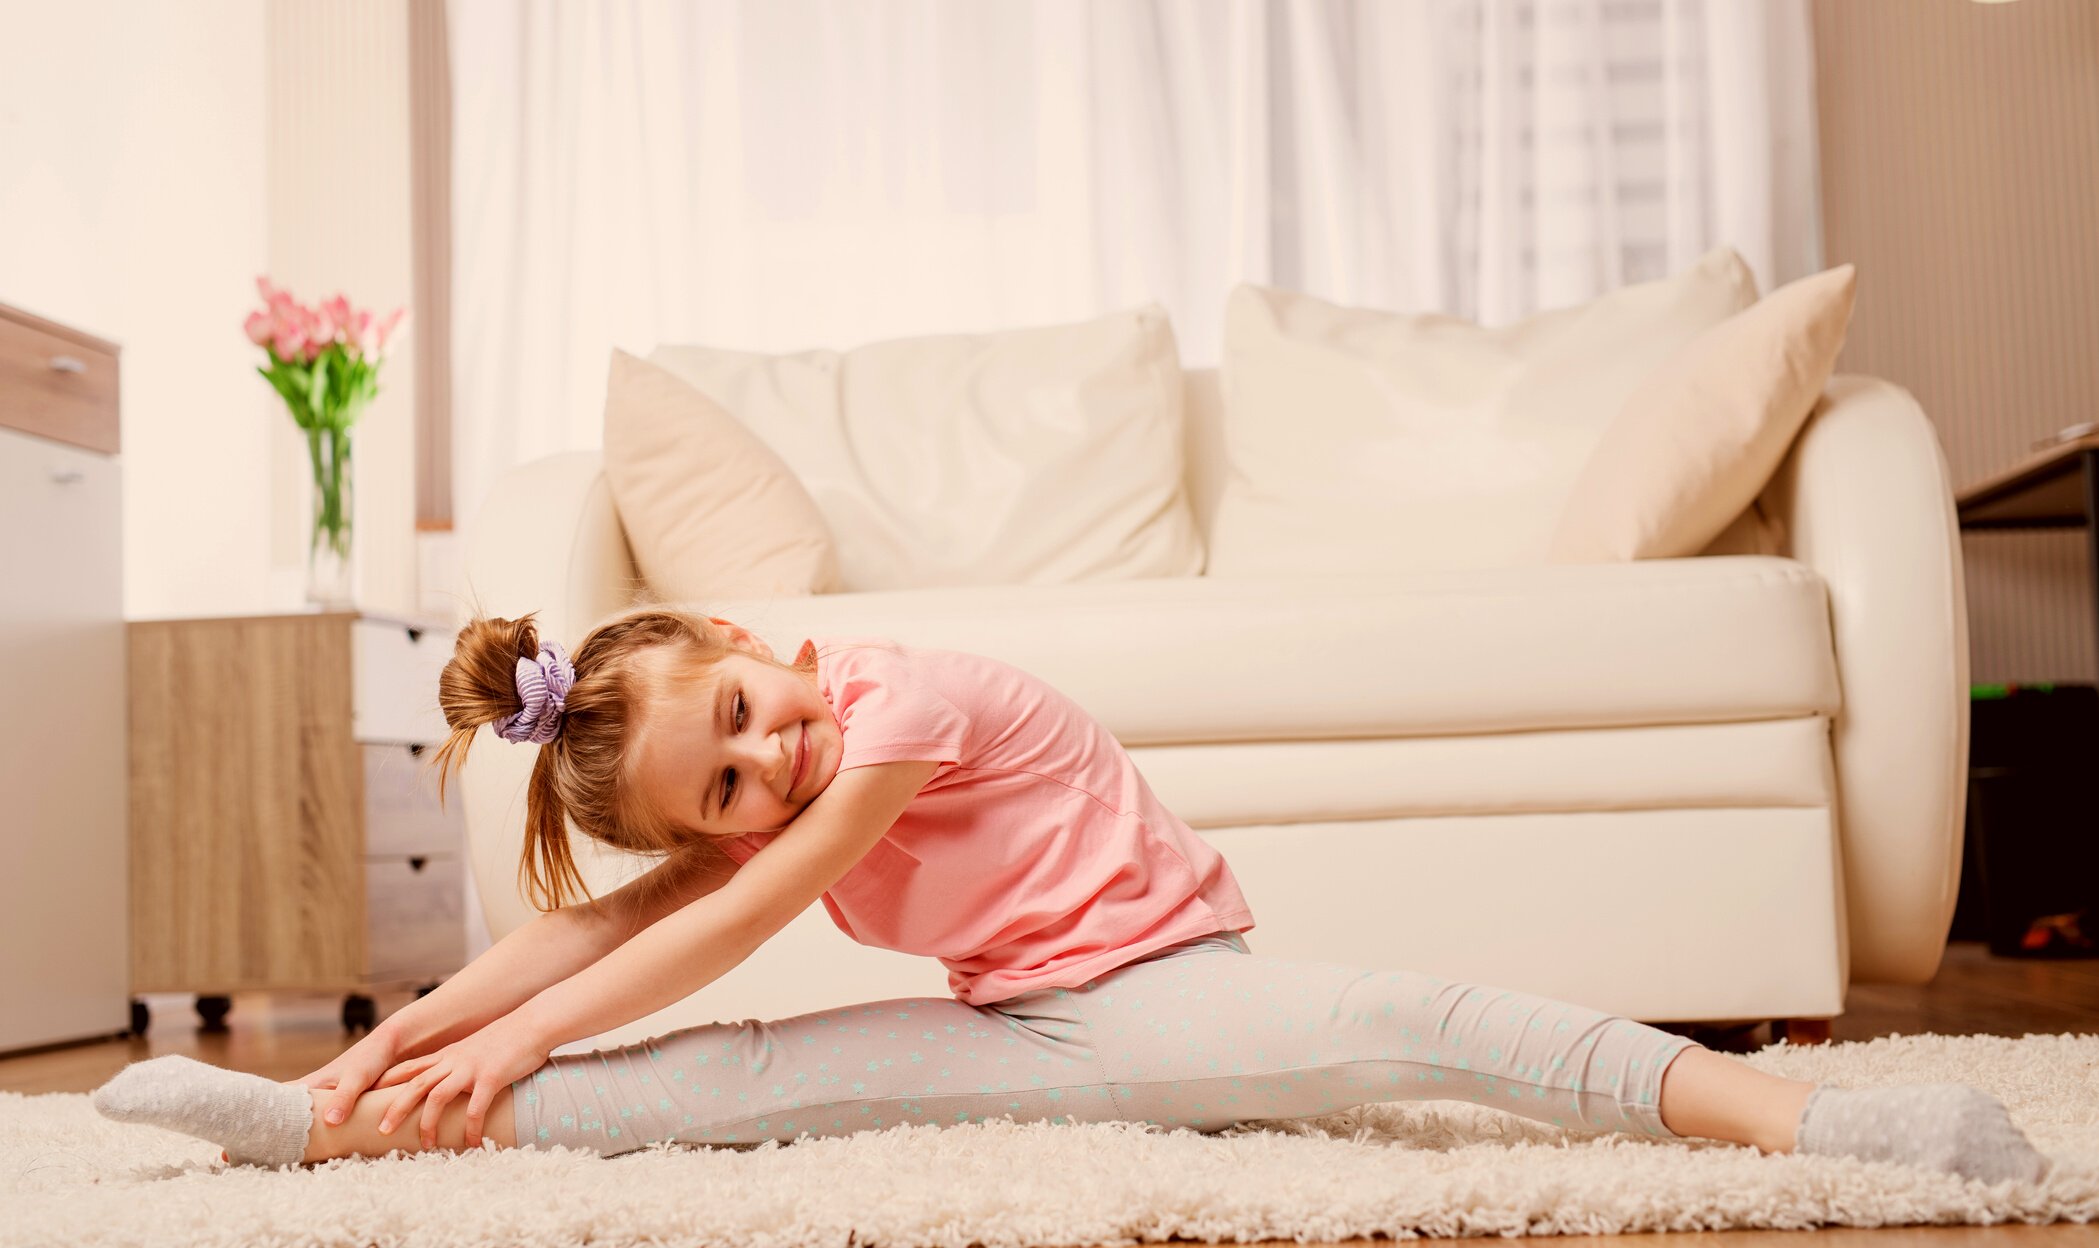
[715,635,1255,1005]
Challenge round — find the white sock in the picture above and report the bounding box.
[90,1054,314,1169]
[1793,1082,2053,1185]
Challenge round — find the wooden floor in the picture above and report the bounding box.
[5,939,2093,1245]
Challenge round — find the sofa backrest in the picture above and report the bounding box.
[1177,362,1783,569]
[1181,366,1228,556]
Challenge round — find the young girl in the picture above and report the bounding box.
[92,607,2051,1185]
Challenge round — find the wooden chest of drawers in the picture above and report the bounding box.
[127,609,467,1033]
[0,301,120,455]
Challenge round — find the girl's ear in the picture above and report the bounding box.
[707,615,776,662]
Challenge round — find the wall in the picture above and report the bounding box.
[0,0,422,623]
[266,0,419,621]
[0,0,274,618]
[1813,0,2099,683]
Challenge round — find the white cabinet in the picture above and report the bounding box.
[0,305,129,1055]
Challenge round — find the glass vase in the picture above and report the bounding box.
[305,425,355,609]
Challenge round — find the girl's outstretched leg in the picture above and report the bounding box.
[1663,1044,2052,1183]
[297,1081,519,1162]
[1067,937,1709,1140]
[1087,938,2050,1184]
[508,991,1106,1156]
[1655,1044,1814,1153]
[88,1052,520,1167]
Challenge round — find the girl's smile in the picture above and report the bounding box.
[790,723,812,798]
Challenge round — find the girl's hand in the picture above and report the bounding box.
[377,1016,551,1150]
[298,1024,408,1129]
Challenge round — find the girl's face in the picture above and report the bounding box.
[634,640,840,838]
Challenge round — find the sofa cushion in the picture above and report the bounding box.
[1546,262,1859,562]
[1128,715,1835,828]
[693,553,1837,746]
[600,349,843,600]
[645,303,1205,592]
[1208,245,1760,578]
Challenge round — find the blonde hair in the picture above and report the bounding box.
[429,603,812,922]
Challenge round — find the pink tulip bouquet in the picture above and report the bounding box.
[245,277,407,606]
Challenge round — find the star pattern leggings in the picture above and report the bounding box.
[508,930,1705,1157]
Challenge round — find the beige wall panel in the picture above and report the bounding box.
[266,0,419,616]
[1812,0,2099,682]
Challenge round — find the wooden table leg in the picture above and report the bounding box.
[1773,1017,1833,1046]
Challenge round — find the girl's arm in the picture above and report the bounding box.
[378,850,731,1057]
[511,759,938,1051]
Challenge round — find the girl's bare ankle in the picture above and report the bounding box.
[1755,1081,1816,1154]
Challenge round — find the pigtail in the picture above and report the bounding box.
[520,745,601,914]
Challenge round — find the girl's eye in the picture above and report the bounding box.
[723,692,748,807]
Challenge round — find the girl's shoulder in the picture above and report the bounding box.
[812,634,995,678]
[813,635,1058,697]
[807,634,908,662]
[813,635,976,774]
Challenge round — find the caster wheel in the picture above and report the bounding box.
[196,995,232,1032]
[129,998,150,1037]
[342,993,378,1033]
[415,982,437,1000]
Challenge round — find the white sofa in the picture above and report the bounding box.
[458,366,1970,1055]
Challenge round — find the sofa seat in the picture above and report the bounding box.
[649,556,1848,1030]
[691,553,1837,747]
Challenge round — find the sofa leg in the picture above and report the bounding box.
[1771,1017,1833,1046]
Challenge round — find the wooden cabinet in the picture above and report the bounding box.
[126,610,467,1033]
[0,303,129,1055]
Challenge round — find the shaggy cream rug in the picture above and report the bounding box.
[4,1031,2094,1246]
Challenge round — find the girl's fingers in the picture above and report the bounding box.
[326,1089,359,1126]
[391,1055,440,1084]
[379,1072,431,1134]
[463,1082,491,1150]
[421,1074,462,1150]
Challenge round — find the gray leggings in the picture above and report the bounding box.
[510,931,1704,1157]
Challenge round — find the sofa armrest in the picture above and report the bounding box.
[461,450,640,646]
[1758,373,1972,986]
[459,450,642,941]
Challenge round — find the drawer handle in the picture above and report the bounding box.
[51,468,86,485]
[48,355,87,374]
[409,856,428,872]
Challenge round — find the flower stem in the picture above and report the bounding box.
[306,425,352,559]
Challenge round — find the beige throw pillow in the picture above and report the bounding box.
[647,304,1203,591]
[601,348,842,601]
[1545,262,1858,563]
[1208,245,1761,577]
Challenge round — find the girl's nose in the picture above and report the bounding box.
[747,732,790,794]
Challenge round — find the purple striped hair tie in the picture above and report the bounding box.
[494,640,575,745]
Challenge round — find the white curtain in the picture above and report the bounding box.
[447,0,1821,535]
